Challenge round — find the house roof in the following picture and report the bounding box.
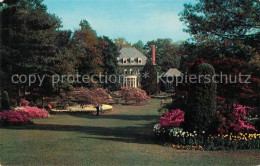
[118,47,147,66]
[163,68,182,77]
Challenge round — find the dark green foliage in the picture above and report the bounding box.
[1,91,10,111]
[132,40,145,54]
[145,39,181,73]
[180,0,260,41]
[141,60,158,95]
[184,63,217,133]
[1,0,63,101]
[99,36,120,91]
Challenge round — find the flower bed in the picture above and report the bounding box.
[50,104,113,114]
[154,104,259,150]
[154,125,260,150]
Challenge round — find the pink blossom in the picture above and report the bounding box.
[20,98,30,106]
[17,106,50,119]
[0,110,30,122]
[159,109,184,129]
[228,104,257,133]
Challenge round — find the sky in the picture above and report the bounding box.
[44,0,195,44]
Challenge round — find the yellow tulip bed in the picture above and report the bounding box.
[51,104,113,113]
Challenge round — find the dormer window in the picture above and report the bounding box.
[130,58,135,64]
[123,58,127,64]
[138,58,142,64]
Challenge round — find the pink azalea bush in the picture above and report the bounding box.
[159,109,185,129]
[0,110,31,123]
[20,98,30,106]
[119,87,150,104]
[0,106,49,124]
[19,106,50,119]
[227,104,257,133]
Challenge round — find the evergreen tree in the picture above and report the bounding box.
[132,40,145,54]
[184,63,217,133]
[180,0,260,107]
[99,36,120,91]
[1,91,10,111]
[141,60,158,95]
[0,0,72,106]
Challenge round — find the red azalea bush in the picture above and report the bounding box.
[0,110,31,123]
[20,106,50,119]
[159,109,185,129]
[227,104,257,133]
[20,98,30,106]
[217,104,257,134]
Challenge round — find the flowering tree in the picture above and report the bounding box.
[70,87,111,107]
[119,87,150,105]
[131,88,150,104]
[159,109,185,130]
[119,87,133,103]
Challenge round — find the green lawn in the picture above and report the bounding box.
[0,99,260,166]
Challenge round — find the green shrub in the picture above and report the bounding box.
[1,91,11,111]
[184,63,217,133]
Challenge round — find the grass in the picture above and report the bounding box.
[0,99,260,166]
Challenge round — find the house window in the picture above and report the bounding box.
[130,58,135,64]
[138,58,142,64]
[124,69,127,75]
[124,77,137,88]
[138,81,141,86]
[117,58,120,62]
[130,69,133,75]
[123,58,127,64]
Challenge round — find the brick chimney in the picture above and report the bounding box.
[152,45,156,64]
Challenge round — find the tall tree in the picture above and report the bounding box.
[132,40,145,54]
[145,39,181,73]
[141,60,158,95]
[0,0,63,104]
[98,36,120,91]
[73,20,103,81]
[184,63,217,133]
[179,0,260,107]
[180,0,260,42]
[114,37,131,49]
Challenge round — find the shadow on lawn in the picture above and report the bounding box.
[71,114,160,121]
[0,122,158,144]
